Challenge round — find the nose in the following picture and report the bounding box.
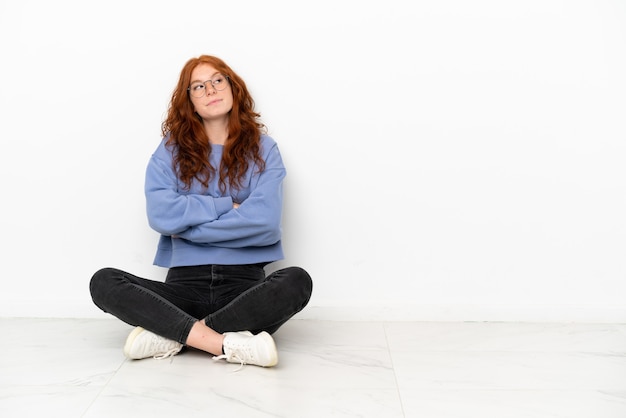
[205,81,217,95]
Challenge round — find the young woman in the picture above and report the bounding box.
[90,55,313,368]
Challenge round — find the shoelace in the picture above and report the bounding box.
[145,333,182,360]
[213,350,247,372]
[154,346,182,360]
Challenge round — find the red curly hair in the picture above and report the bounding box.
[161,55,266,192]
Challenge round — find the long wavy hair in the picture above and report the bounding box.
[161,55,266,192]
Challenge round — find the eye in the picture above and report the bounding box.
[191,83,205,91]
[213,75,225,85]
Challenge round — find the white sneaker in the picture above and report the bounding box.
[213,331,278,368]
[123,327,183,360]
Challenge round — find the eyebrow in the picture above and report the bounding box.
[190,72,223,84]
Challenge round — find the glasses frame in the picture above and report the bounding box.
[188,74,230,97]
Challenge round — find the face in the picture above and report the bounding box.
[189,63,233,123]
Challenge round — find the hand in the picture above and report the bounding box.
[233,202,240,209]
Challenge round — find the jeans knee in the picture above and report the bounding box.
[89,267,117,305]
[289,266,313,305]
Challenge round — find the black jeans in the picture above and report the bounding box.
[89,264,313,345]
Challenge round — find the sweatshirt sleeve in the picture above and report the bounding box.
[144,142,233,236]
[176,141,285,248]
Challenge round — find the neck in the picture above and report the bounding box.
[203,119,229,145]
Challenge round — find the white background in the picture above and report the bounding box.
[1,0,624,321]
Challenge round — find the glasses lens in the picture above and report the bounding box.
[189,82,206,98]
[212,74,228,91]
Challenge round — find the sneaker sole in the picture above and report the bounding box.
[123,326,146,359]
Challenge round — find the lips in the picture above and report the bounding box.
[207,99,222,106]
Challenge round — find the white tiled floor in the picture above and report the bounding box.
[2,318,626,417]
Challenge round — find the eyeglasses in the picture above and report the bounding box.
[188,74,230,97]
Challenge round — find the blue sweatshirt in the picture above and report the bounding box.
[145,134,285,267]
